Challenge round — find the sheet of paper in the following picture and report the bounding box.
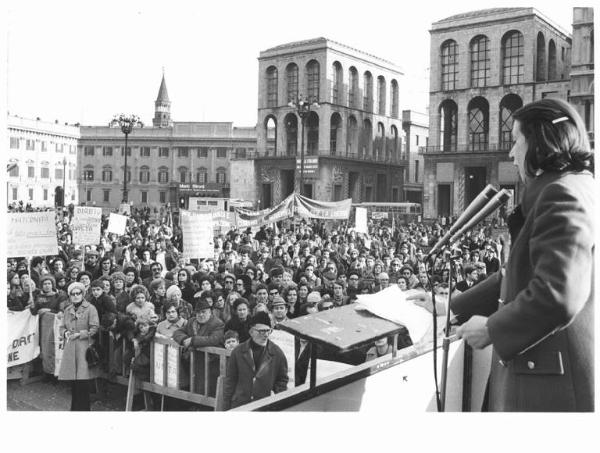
[355,286,432,343]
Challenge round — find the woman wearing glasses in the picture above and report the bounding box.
[57,281,100,411]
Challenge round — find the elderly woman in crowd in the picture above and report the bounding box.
[164,284,193,320]
[58,281,100,411]
[224,297,252,343]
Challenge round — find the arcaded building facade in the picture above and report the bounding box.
[422,8,573,219]
[230,38,407,207]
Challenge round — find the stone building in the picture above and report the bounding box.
[422,7,573,219]
[78,75,256,211]
[7,114,80,208]
[230,37,407,208]
[402,110,428,204]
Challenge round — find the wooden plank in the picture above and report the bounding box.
[204,350,209,395]
[309,343,317,388]
[190,350,196,393]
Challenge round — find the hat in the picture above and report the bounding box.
[90,279,104,289]
[307,291,321,304]
[271,295,286,307]
[40,274,56,286]
[249,311,271,327]
[67,282,86,295]
[194,298,212,312]
[87,250,99,256]
[269,266,284,277]
[166,285,182,300]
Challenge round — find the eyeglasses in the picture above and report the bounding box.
[349,277,359,281]
[70,291,83,296]
[269,291,279,295]
[224,280,234,284]
[252,328,272,335]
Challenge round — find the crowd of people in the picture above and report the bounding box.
[7,201,507,410]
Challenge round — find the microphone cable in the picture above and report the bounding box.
[425,252,442,412]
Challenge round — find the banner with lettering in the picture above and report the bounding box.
[180,210,214,259]
[6,211,59,258]
[295,194,352,220]
[7,310,40,367]
[235,194,295,228]
[71,206,102,245]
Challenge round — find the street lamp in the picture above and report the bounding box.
[288,95,319,196]
[109,114,143,203]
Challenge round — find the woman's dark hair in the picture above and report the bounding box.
[163,301,180,315]
[512,98,593,176]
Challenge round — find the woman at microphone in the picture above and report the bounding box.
[407,98,594,412]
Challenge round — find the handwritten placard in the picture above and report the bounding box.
[166,344,180,389]
[6,211,58,257]
[71,206,102,245]
[107,213,127,235]
[180,210,214,259]
[153,343,165,386]
[354,207,368,234]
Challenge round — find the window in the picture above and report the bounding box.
[332,62,343,104]
[103,146,113,157]
[348,67,358,109]
[391,80,399,118]
[158,167,169,184]
[159,147,169,158]
[159,191,167,203]
[28,166,35,178]
[141,191,148,203]
[499,94,523,149]
[9,164,19,177]
[235,147,247,158]
[179,168,187,183]
[86,189,92,202]
[178,147,189,158]
[102,168,113,182]
[441,40,459,90]
[306,60,320,102]
[266,66,278,107]
[55,168,64,180]
[536,32,546,81]
[69,144,76,154]
[139,166,150,183]
[333,184,342,201]
[10,137,19,149]
[216,148,227,158]
[377,76,386,115]
[468,97,489,151]
[41,167,50,179]
[84,169,94,181]
[43,189,48,201]
[416,135,420,146]
[26,139,35,151]
[103,190,110,202]
[470,35,490,88]
[123,167,131,183]
[55,143,64,153]
[12,187,18,200]
[121,147,132,157]
[84,146,95,156]
[29,188,34,201]
[286,63,299,103]
[216,167,226,184]
[440,100,458,151]
[198,148,208,158]
[196,168,208,184]
[42,141,48,152]
[392,187,399,202]
[502,31,524,85]
[140,147,150,157]
[363,71,373,111]
[415,160,420,182]
[365,186,373,202]
[548,39,557,80]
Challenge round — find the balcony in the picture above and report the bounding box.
[232,149,407,165]
[419,143,512,155]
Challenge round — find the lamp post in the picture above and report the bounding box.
[288,95,319,196]
[62,157,67,207]
[109,114,143,203]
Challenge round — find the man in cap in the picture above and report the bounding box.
[222,311,288,410]
[173,296,224,349]
[270,295,288,326]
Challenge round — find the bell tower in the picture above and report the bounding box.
[153,69,172,127]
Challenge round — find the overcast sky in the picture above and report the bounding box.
[6,0,577,127]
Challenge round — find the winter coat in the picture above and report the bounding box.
[223,339,288,410]
[172,315,225,348]
[58,301,99,381]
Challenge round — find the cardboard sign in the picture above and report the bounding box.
[166,344,180,388]
[7,310,40,367]
[180,210,214,259]
[71,206,102,245]
[153,343,165,386]
[354,207,368,234]
[107,213,128,235]
[6,211,59,258]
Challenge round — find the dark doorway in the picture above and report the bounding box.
[437,184,451,217]
[262,183,272,209]
[465,167,487,207]
[54,186,64,207]
[348,172,359,201]
[303,183,313,199]
[376,174,387,202]
[282,169,295,197]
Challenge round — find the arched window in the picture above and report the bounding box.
[158,167,169,184]
[348,67,359,109]
[285,113,298,156]
[441,40,458,90]
[265,115,277,156]
[439,100,458,151]
[119,166,131,183]
[470,35,490,87]
[266,66,278,107]
[178,166,188,183]
[548,39,557,80]
[502,31,524,85]
[376,122,385,161]
[139,166,150,184]
[390,125,399,158]
[306,60,320,102]
[391,79,399,118]
[102,166,113,182]
[332,61,343,104]
[306,112,319,155]
[377,76,386,115]
[363,71,373,111]
[330,113,342,156]
[286,63,299,103]
[468,97,489,151]
[83,165,94,181]
[196,167,208,185]
[362,119,373,157]
[216,167,227,184]
[536,32,546,81]
[499,94,523,149]
[347,115,358,156]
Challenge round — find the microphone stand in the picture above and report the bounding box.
[439,251,459,411]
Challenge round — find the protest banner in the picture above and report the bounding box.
[107,213,128,235]
[295,194,352,219]
[53,314,64,377]
[180,210,214,259]
[269,329,296,386]
[354,207,368,233]
[71,206,102,245]
[6,211,58,258]
[7,310,40,367]
[235,194,295,228]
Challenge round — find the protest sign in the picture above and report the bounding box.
[153,343,165,386]
[235,194,295,228]
[107,213,128,235]
[7,310,40,367]
[71,206,102,245]
[354,207,368,234]
[166,344,180,388]
[295,194,352,219]
[180,210,214,259]
[6,211,58,257]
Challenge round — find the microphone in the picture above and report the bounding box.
[427,184,498,259]
[448,189,512,245]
